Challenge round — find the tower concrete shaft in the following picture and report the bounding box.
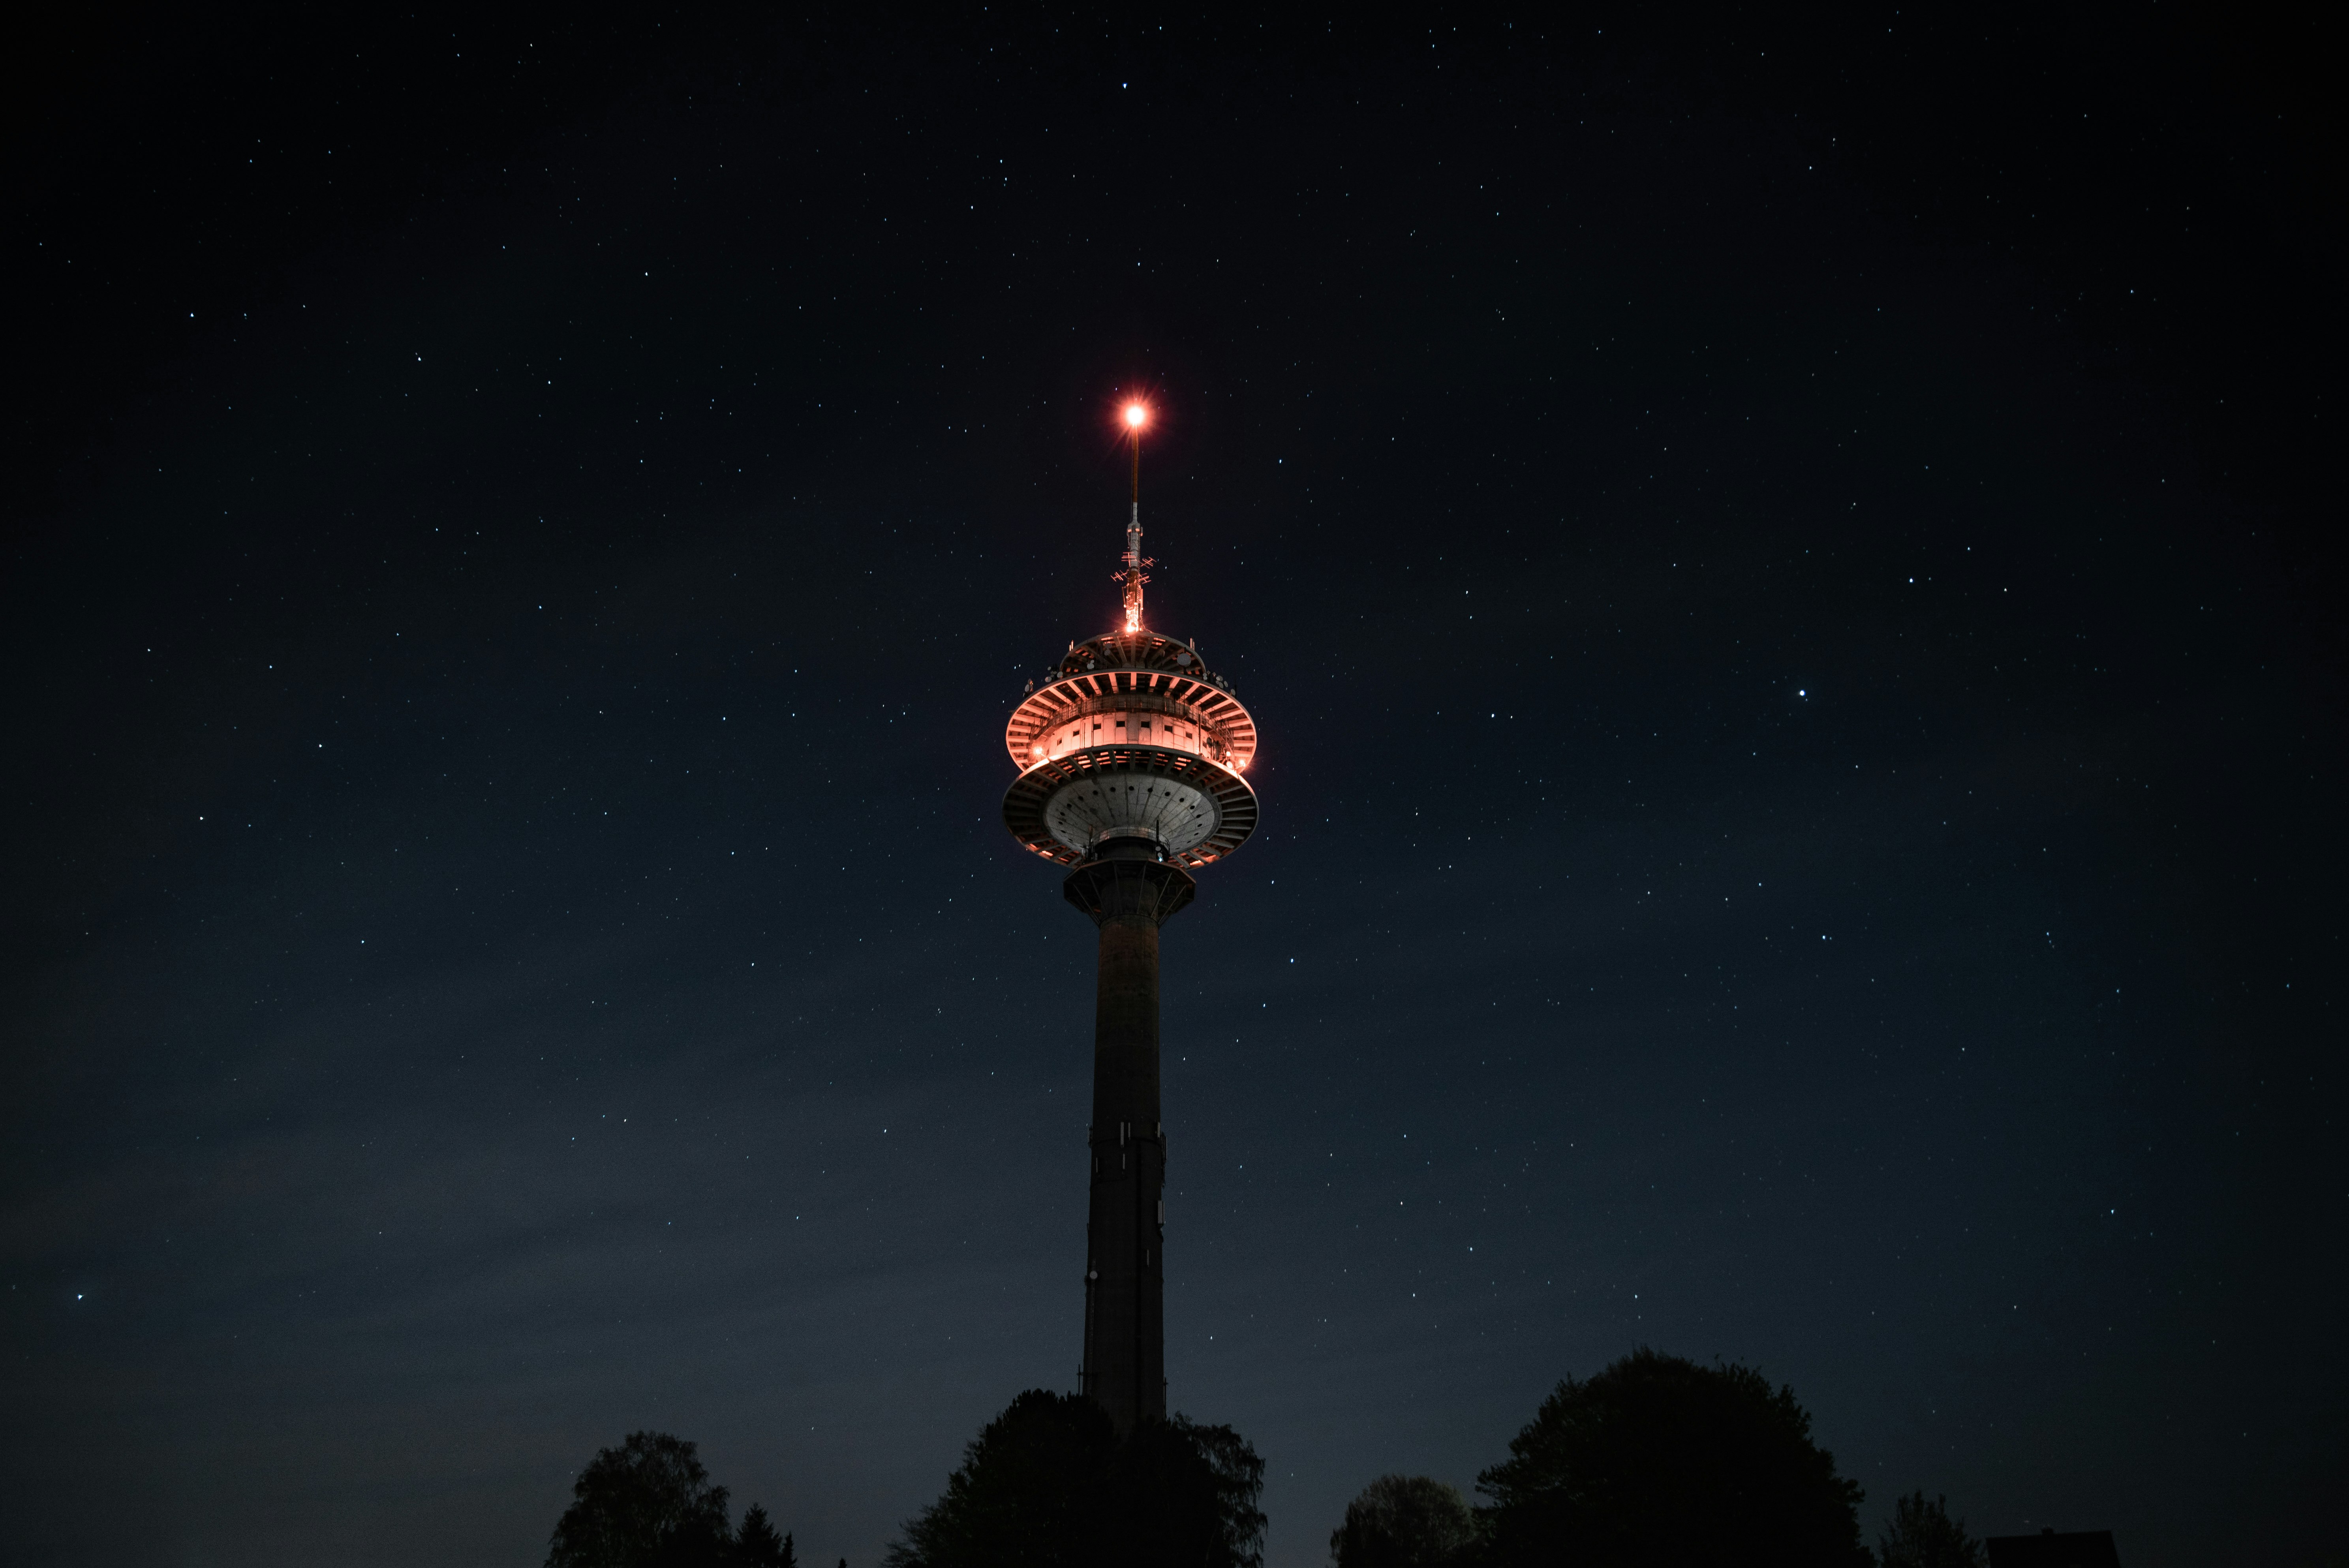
[1063,846,1194,1433]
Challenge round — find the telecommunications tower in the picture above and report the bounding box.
[999,399,1261,1432]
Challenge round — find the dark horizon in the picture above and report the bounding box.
[4,9,2340,1566]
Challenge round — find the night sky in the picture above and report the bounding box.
[5,11,2340,1566]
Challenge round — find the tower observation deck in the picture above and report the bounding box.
[999,403,1260,1432]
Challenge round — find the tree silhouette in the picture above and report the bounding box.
[1475,1348,1869,1568]
[546,1431,798,1568]
[736,1505,798,1568]
[885,1389,1266,1568]
[888,1391,1109,1568]
[546,1432,734,1568]
[1329,1475,1476,1568]
[1876,1493,1983,1568]
[1112,1409,1267,1568]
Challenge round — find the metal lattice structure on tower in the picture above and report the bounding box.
[998,400,1261,1432]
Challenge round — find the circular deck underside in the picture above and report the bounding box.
[1002,746,1258,867]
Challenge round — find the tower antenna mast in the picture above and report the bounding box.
[1119,400,1152,633]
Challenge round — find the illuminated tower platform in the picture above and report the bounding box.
[998,402,1261,1431]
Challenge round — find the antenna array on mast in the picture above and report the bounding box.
[1118,402,1153,632]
